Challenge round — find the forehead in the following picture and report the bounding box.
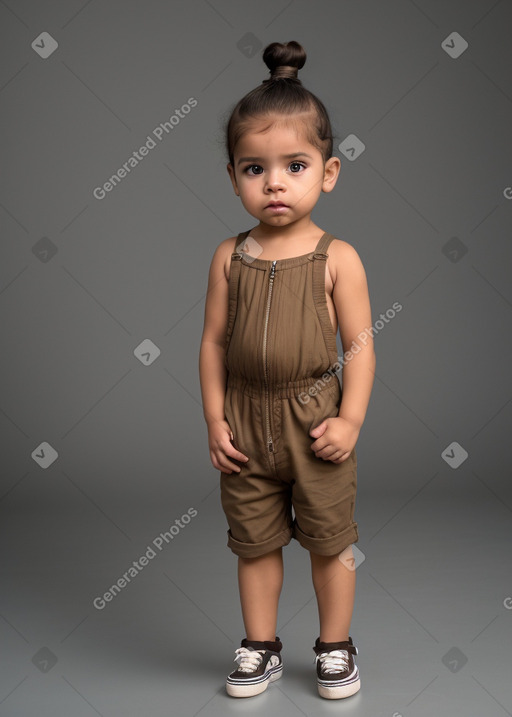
[235,116,319,155]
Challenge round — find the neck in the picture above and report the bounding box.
[249,217,317,242]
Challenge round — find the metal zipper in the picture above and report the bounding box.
[263,260,277,453]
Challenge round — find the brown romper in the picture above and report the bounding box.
[220,229,359,559]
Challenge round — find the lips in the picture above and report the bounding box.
[266,201,288,208]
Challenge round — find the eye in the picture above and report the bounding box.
[289,161,306,173]
[243,165,263,175]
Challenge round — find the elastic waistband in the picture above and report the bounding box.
[226,372,340,398]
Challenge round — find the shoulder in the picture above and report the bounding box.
[327,237,367,285]
[208,236,238,282]
[222,236,239,281]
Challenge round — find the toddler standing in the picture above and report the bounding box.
[199,40,375,700]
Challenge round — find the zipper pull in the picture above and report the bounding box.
[268,439,274,452]
[270,260,276,281]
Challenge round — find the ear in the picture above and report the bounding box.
[227,163,240,197]
[322,156,341,193]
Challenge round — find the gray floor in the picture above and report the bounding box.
[2,442,511,717]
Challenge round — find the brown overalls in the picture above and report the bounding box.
[220,229,359,558]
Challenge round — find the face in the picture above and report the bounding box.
[227,118,340,231]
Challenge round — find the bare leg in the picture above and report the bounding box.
[309,547,356,642]
[237,547,284,641]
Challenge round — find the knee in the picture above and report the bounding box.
[239,546,283,562]
[308,549,341,563]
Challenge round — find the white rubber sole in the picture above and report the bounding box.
[226,665,283,698]
[318,676,361,699]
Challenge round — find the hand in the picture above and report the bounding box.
[207,419,249,474]
[309,417,360,463]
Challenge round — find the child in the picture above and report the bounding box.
[199,40,375,700]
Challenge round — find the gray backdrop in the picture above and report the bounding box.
[1,1,511,715]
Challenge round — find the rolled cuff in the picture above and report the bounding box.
[292,519,359,557]
[226,525,292,558]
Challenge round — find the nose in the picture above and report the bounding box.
[264,168,286,193]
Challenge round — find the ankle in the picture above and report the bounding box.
[319,634,349,643]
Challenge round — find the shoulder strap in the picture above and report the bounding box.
[233,230,250,256]
[312,231,338,367]
[313,232,334,258]
[225,232,247,351]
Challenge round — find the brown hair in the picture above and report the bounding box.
[224,41,334,170]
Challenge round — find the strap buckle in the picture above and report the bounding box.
[313,251,329,260]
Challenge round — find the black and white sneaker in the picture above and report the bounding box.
[226,636,283,697]
[313,635,360,699]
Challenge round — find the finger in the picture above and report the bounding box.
[211,449,241,474]
[220,453,243,473]
[321,446,344,461]
[313,444,332,460]
[211,454,228,473]
[218,463,239,474]
[234,450,249,462]
[225,444,249,463]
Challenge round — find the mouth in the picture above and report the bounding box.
[265,201,289,208]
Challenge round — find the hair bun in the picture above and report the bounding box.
[262,41,306,82]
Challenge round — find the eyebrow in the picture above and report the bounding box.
[237,153,313,166]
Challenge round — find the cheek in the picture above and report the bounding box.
[240,181,259,197]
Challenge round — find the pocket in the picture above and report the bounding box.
[303,379,340,431]
[230,430,241,453]
[326,374,342,407]
[224,386,248,458]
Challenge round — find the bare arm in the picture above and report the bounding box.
[331,240,376,429]
[198,239,229,427]
[198,239,249,473]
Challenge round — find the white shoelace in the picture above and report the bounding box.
[314,649,349,674]
[233,647,265,672]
